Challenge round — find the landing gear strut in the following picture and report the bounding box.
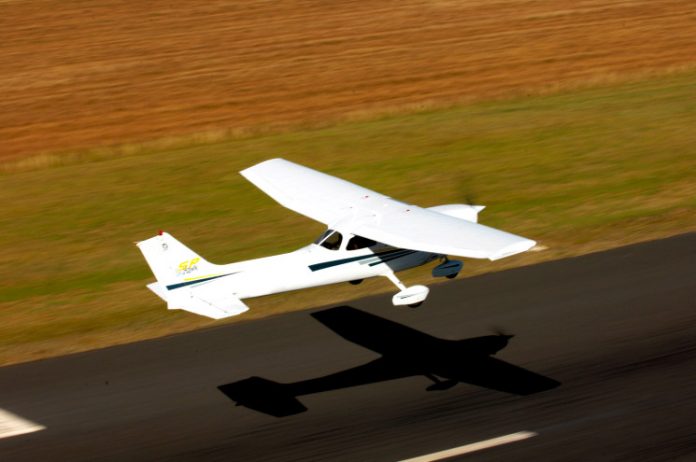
[385,272,429,308]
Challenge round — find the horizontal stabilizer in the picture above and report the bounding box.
[146,279,249,320]
[167,288,249,320]
[147,282,168,302]
[218,377,307,417]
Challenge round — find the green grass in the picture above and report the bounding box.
[1,71,695,365]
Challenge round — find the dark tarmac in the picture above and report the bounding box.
[1,233,694,461]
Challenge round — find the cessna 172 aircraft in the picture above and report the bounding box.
[137,158,536,319]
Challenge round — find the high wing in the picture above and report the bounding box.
[455,356,561,395]
[241,158,535,260]
[311,306,435,357]
[241,158,377,225]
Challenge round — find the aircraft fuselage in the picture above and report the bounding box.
[209,243,439,299]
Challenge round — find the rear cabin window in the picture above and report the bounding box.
[315,230,343,250]
[347,235,376,250]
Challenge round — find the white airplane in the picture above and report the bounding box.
[137,158,536,319]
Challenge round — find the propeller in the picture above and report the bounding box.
[456,178,485,217]
[456,176,478,206]
[486,328,515,355]
[464,192,477,206]
[490,326,515,340]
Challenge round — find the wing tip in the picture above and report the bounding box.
[239,157,287,176]
[488,239,537,261]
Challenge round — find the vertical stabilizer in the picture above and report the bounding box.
[136,232,220,288]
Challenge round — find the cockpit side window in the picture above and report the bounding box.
[315,229,343,250]
[347,235,376,250]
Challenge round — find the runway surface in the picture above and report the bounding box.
[1,233,695,461]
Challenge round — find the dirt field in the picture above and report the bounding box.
[2,0,695,160]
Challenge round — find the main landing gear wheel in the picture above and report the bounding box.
[432,258,463,279]
[385,272,430,307]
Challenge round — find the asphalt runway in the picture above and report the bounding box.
[1,233,695,461]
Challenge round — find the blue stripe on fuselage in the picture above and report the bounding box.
[166,273,236,290]
[309,249,416,272]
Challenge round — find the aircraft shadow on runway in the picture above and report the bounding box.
[218,306,560,417]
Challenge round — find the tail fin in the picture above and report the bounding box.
[136,232,219,288]
[136,232,248,319]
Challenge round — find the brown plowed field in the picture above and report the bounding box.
[1,0,695,160]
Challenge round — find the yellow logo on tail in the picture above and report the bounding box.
[177,257,200,275]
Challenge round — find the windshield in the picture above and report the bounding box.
[314,229,343,250]
[313,229,333,245]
